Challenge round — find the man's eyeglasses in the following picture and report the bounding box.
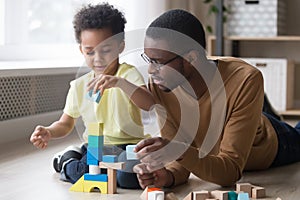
[141,53,181,71]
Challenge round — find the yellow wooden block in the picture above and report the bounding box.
[69,175,84,192]
[83,180,108,193]
[88,123,103,136]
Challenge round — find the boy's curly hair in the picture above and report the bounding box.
[73,3,126,43]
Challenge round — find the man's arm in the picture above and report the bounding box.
[178,71,264,186]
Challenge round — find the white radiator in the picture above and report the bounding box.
[0,65,89,144]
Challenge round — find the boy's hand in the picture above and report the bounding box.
[87,75,122,95]
[133,163,174,188]
[30,125,51,149]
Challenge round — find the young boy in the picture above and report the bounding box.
[30,3,154,189]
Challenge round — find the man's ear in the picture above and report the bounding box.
[118,41,125,54]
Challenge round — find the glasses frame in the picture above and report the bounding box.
[141,53,181,71]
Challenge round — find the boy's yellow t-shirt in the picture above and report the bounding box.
[63,63,146,145]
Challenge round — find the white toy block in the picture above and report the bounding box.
[89,165,100,175]
[126,144,138,160]
[148,190,164,200]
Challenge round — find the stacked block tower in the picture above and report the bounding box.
[69,123,124,194]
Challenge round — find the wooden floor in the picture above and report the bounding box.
[1,126,300,200]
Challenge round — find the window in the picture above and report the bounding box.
[0,0,166,62]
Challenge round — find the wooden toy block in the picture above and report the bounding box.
[87,152,101,165]
[87,158,99,165]
[193,190,209,200]
[236,183,252,196]
[165,192,179,200]
[210,190,229,200]
[251,186,266,199]
[147,187,161,192]
[87,146,102,160]
[88,123,103,136]
[89,165,100,175]
[69,175,84,192]
[84,173,108,182]
[99,161,125,170]
[88,135,104,147]
[140,187,148,200]
[228,191,238,200]
[237,193,249,200]
[102,155,118,163]
[107,168,117,194]
[126,144,138,160]
[83,180,107,193]
[183,192,193,200]
[93,90,101,103]
[86,90,101,103]
[148,190,164,200]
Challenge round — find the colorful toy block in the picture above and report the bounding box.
[237,193,249,200]
[86,90,101,103]
[88,135,104,147]
[148,190,164,200]
[126,144,137,160]
[89,165,100,174]
[228,191,238,200]
[83,180,107,193]
[87,146,102,160]
[102,155,118,163]
[69,176,84,192]
[87,149,102,165]
[84,173,108,182]
[87,123,103,136]
[140,186,163,200]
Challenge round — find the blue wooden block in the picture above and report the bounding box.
[87,151,100,165]
[237,193,249,200]
[88,135,104,148]
[94,90,101,103]
[228,191,238,200]
[84,173,108,182]
[88,146,102,160]
[102,155,118,163]
[86,90,101,103]
[126,144,137,160]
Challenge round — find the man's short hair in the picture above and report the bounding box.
[73,3,126,43]
[146,9,206,52]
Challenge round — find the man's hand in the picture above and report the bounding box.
[133,163,174,189]
[134,137,188,172]
[30,125,52,149]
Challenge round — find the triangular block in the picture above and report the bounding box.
[69,175,84,192]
